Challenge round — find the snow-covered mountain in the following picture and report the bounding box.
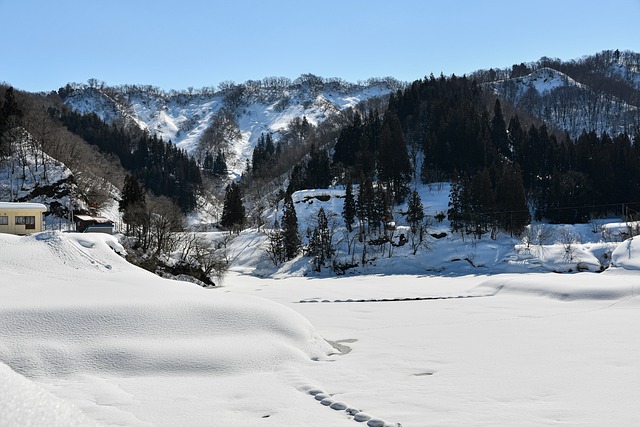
[62,76,402,175]
[482,53,640,137]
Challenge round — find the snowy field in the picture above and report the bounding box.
[2,230,640,426]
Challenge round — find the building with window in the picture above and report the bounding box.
[73,214,114,234]
[0,202,48,235]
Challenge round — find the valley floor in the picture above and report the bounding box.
[224,270,640,426]
[1,232,640,426]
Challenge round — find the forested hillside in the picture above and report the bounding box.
[475,49,640,138]
[3,50,640,279]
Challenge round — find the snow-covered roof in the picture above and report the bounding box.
[74,214,113,224]
[0,202,47,212]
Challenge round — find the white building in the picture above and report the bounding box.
[0,202,48,235]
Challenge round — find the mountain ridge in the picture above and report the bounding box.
[61,76,403,176]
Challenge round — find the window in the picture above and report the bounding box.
[0,216,7,225]
[15,216,36,229]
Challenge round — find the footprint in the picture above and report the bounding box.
[320,397,334,406]
[330,401,348,411]
[354,412,372,422]
[301,383,399,426]
[345,407,361,416]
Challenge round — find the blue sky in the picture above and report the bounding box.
[1,0,639,92]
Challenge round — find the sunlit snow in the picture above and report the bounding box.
[2,186,640,425]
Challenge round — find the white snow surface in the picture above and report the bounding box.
[0,231,335,426]
[4,179,640,425]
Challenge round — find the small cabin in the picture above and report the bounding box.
[0,202,48,235]
[74,214,114,234]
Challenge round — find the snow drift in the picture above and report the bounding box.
[0,231,332,379]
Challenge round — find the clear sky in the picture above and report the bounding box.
[1,0,638,92]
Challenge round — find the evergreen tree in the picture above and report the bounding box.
[491,99,509,158]
[286,163,306,196]
[468,168,496,239]
[308,207,334,269]
[333,112,363,167]
[119,174,145,212]
[406,189,425,233]
[447,172,469,236]
[373,183,391,233]
[1,87,22,125]
[220,182,245,230]
[282,194,300,259]
[495,164,530,235]
[251,133,276,179]
[307,144,331,189]
[212,150,228,176]
[507,114,525,163]
[119,175,148,238]
[356,176,372,235]
[377,112,412,202]
[265,219,286,266]
[202,152,215,175]
[0,87,22,157]
[342,180,356,232]
[354,133,376,178]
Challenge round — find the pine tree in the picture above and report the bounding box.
[0,87,22,157]
[333,112,363,167]
[406,189,425,233]
[342,181,356,232]
[377,112,412,202]
[220,182,245,231]
[286,164,306,196]
[120,174,145,209]
[282,194,300,260]
[307,144,331,189]
[448,172,469,236]
[308,207,334,269]
[491,99,509,158]
[495,164,530,235]
[469,168,496,238]
[212,150,227,176]
[355,133,376,179]
[119,174,148,238]
[202,152,215,175]
[265,218,286,266]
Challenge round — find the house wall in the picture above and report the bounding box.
[0,209,45,235]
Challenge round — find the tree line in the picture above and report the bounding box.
[54,108,202,212]
[259,73,640,257]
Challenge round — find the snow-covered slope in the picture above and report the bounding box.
[487,66,639,138]
[607,62,640,90]
[493,67,583,96]
[0,132,75,214]
[235,183,631,278]
[63,77,400,175]
[0,231,334,425]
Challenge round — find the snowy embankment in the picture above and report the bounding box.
[225,185,633,278]
[0,231,335,426]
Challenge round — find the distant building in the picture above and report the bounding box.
[74,214,115,234]
[0,202,48,235]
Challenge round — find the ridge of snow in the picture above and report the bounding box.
[489,67,583,97]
